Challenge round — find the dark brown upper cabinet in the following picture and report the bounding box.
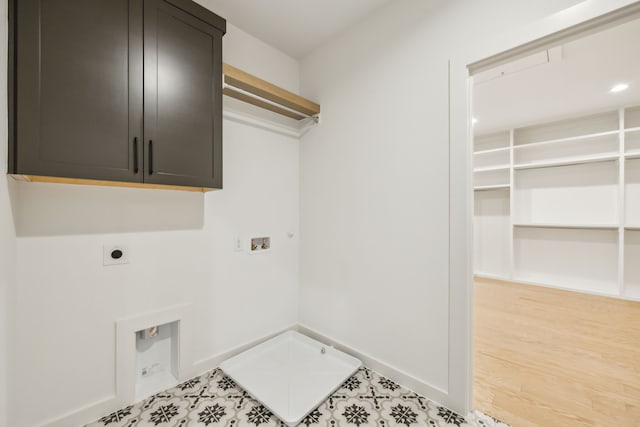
[9,0,225,191]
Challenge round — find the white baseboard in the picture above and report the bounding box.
[296,324,452,409]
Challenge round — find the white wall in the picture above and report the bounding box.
[0,186,13,427]
[298,0,634,414]
[299,0,452,396]
[0,0,15,425]
[0,194,13,427]
[221,22,299,92]
[9,22,300,427]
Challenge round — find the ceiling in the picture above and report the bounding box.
[473,17,640,134]
[200,0,393,59]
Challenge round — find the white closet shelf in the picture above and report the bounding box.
[474,146,510,155]
[625,225,640,230]
[474,184,510,191]
[513,153,619,170]
[625,150,640,160]
[625,126,640,133]
[513,130,619,150]
[513,223,618,230]
[473,165,510,172]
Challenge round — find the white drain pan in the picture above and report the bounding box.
[220,331,362,426]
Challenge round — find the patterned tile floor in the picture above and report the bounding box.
[86,367,509,427]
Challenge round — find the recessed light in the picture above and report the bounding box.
[610,83,629,93]
[472,117,479,125]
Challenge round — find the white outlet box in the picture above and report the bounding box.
[103,244,129,266]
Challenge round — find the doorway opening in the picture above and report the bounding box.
[470,14,640,427]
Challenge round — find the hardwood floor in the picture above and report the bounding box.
[473,278,640,427]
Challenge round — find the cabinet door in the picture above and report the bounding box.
[144,0,223,189]
[14,0,144,182]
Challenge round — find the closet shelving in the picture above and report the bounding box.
[474,146,510,155]
[473,165,510,172]
[512,223,618,230]
[473,105,640,300]
[473,132,511,190]
[474,184,511,191]
[626,128,640,159]
[222,63,320,122]
[221,63,321,138]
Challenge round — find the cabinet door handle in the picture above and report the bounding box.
[133,137,139,174]
[148,140,154,175]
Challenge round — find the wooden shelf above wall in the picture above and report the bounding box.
[222,63,320,120]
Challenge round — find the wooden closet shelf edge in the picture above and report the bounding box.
[223,63,320,117]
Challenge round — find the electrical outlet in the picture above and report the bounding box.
[103,244,129,266]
